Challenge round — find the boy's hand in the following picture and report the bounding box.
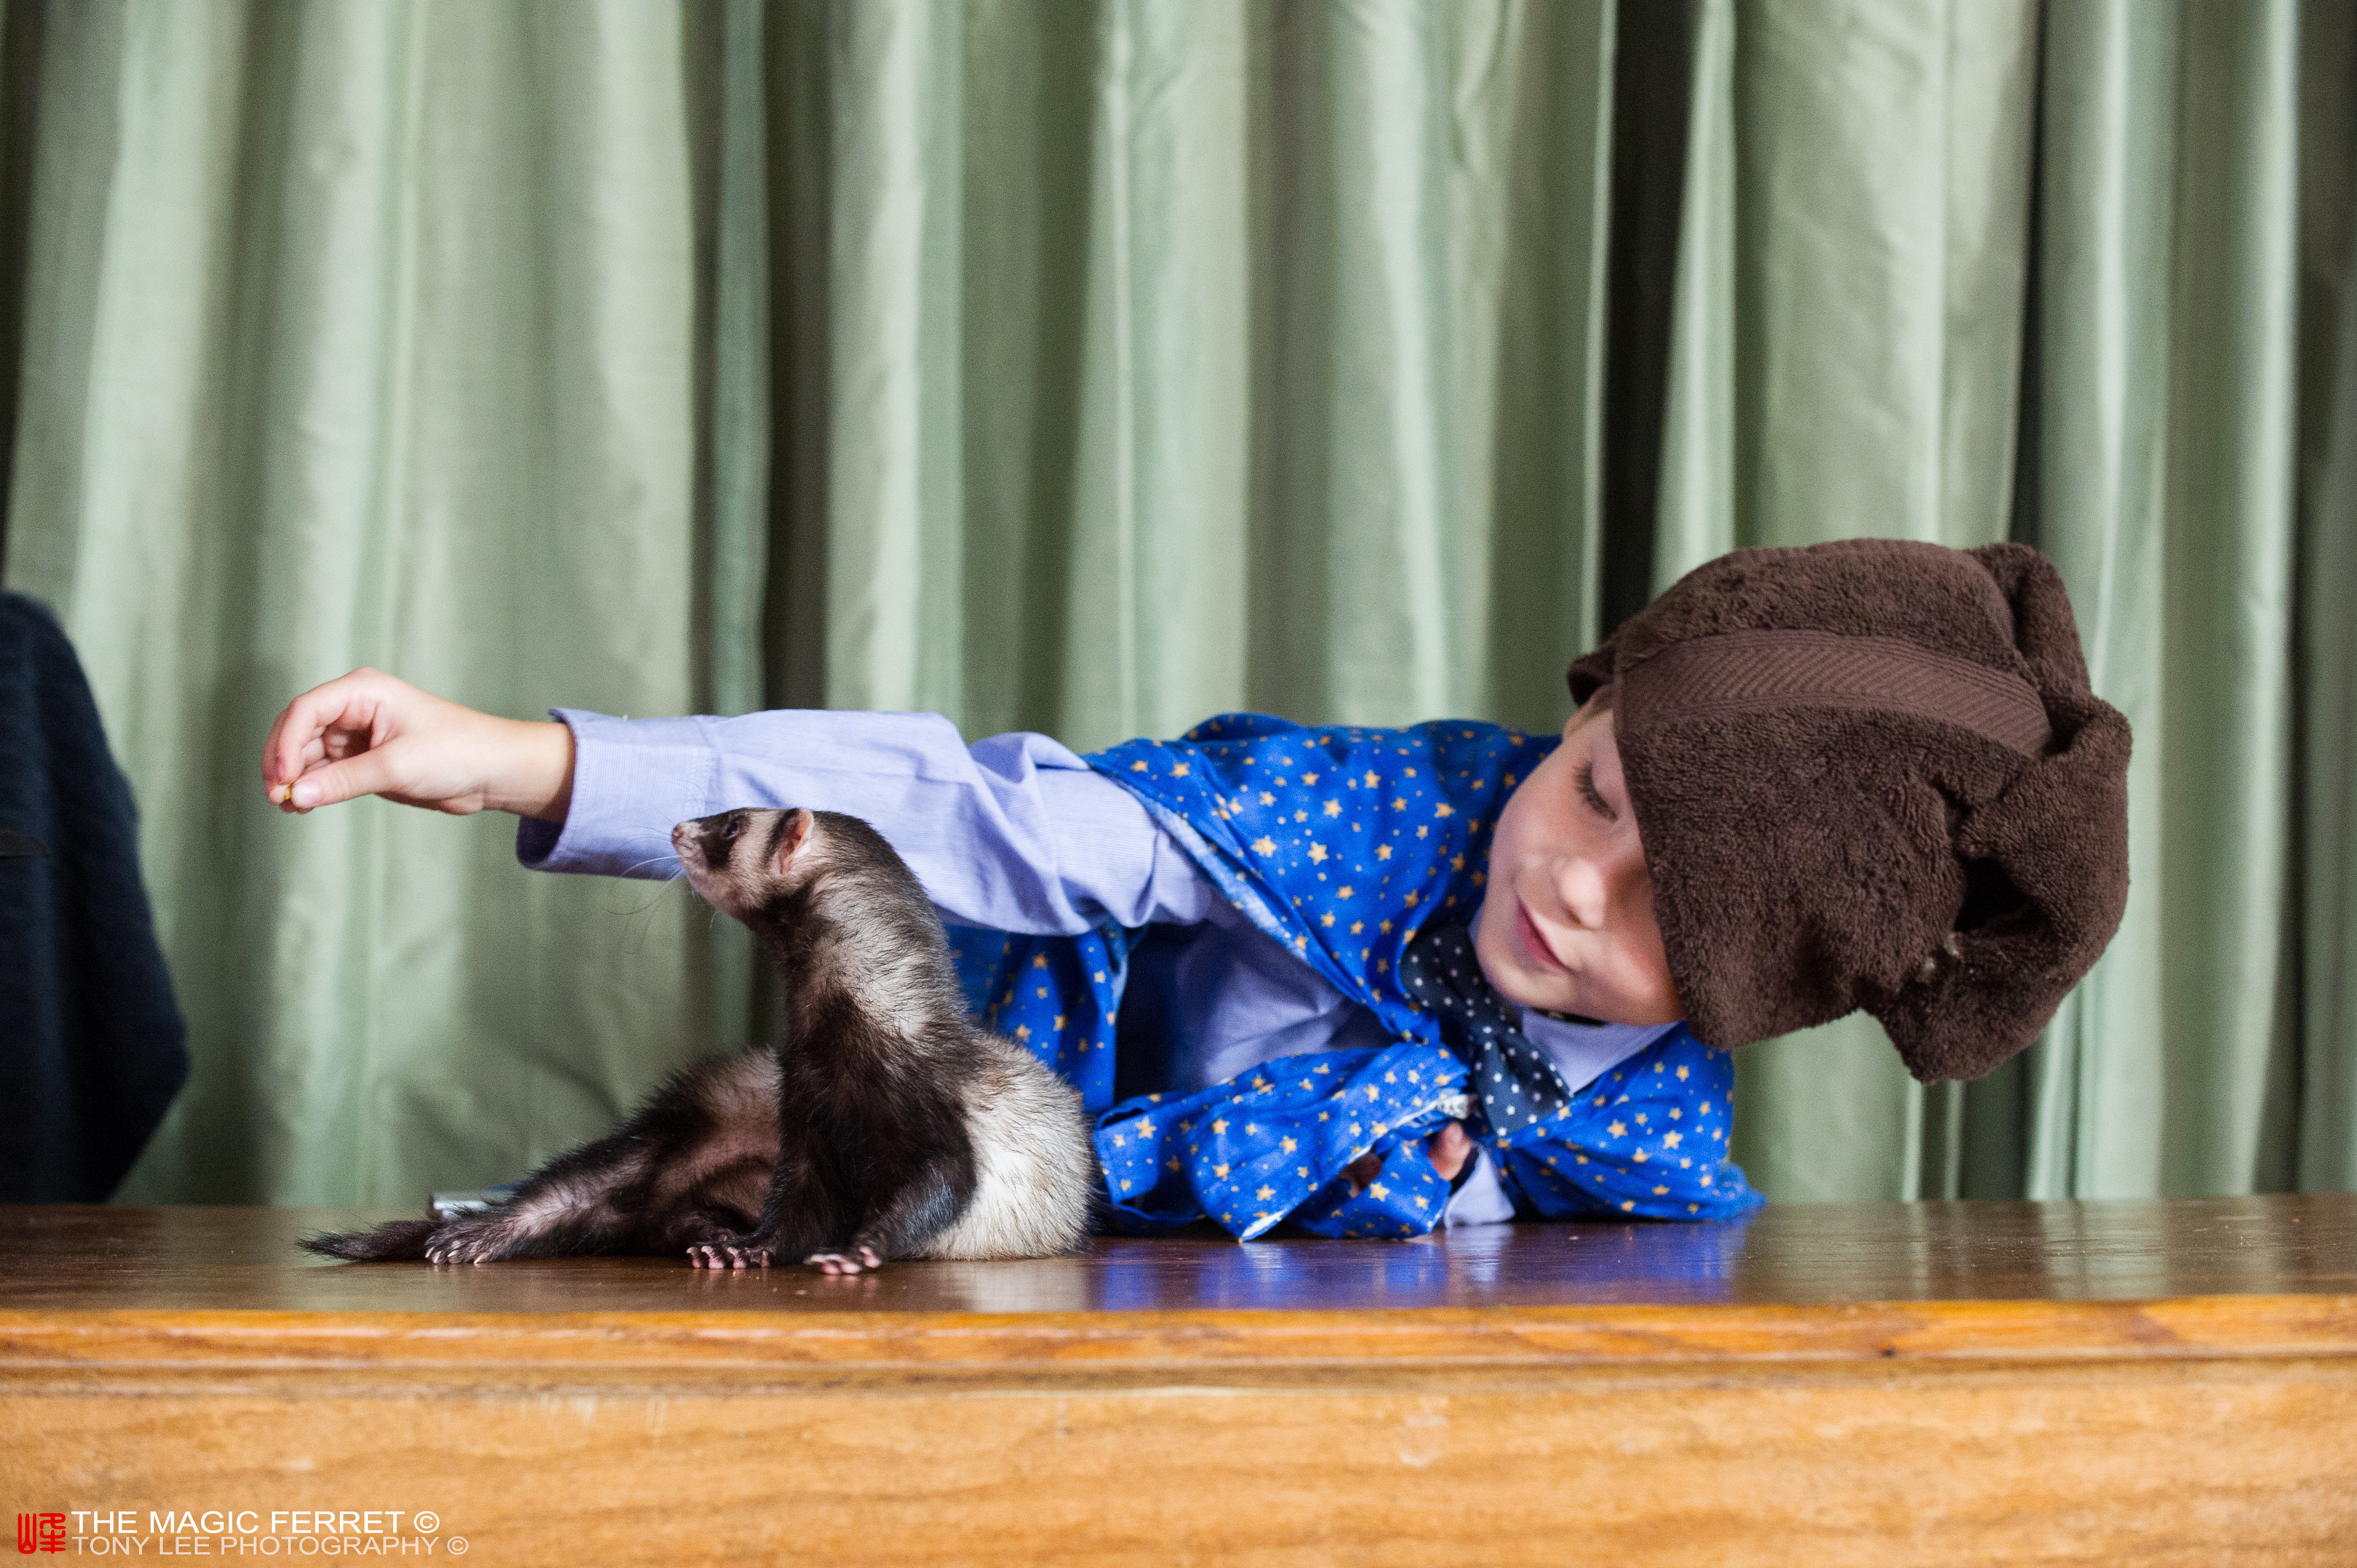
[260,668,575,822]
[1341,1121,1475,1195]
[1425,1121,1474,1183]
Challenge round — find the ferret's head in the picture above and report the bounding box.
[672,807,826,921]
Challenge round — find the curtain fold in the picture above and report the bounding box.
[1,0,2349,1208]
[2301,0,2357,1193]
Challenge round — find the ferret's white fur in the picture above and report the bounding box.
[917,1035,1096,1258]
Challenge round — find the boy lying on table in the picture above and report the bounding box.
[260,539,2130,1239]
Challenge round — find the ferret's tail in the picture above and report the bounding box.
[300,1219,439,1261]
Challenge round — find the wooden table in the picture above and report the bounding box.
[3,1197,2354,1564]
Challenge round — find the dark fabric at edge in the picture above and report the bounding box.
[0,591,189,1199]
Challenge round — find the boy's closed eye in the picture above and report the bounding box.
[1577,760,1615,821]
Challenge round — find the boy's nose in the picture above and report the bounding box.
[1556,854,1610,930]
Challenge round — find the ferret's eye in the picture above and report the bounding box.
[721,818,741,840]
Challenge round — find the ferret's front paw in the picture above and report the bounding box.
[805,1245,883,1275]
[716,1243,772,1270]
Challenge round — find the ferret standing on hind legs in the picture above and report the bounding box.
[303,807,1098,1273]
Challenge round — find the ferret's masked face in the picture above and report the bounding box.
[673,807,820,920]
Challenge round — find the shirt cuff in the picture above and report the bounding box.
[515,709,718,879]
[1442,1146,1517,1227]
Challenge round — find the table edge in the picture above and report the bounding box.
[3,1294,2353,1372]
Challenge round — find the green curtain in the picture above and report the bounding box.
[2,0,2350,1209]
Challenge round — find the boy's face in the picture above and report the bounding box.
[1474,697,1682,1026]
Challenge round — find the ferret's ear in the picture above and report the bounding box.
[774,807,814,873]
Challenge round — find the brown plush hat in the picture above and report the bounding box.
[1567,539,2130,1082]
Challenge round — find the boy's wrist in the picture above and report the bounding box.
[489,718,575,823]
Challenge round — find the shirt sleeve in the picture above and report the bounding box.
[514,708,1217,936]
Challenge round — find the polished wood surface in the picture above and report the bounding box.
[6,1192,2352,1313]
[6,1197,2355,1565]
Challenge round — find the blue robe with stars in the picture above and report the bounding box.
[947,714,1762,1239]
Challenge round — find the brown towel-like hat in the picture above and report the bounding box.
[1568,539,2130,1082]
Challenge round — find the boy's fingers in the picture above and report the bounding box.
[261,669,397,792]
[284,749,404,811]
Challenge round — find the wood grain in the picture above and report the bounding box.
[5,1198,2355,1565]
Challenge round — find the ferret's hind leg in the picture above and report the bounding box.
[307,1053,780,1266]
[455,1052,782,1265]
[415,1123,663,1263]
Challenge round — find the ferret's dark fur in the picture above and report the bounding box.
[304,808,1098,1273]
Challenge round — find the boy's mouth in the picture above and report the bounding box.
[1515,899,1567,973]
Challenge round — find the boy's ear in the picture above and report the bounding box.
[775,807,813,872]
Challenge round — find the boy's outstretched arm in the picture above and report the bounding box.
[261,668,575,821]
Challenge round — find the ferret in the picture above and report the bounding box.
[304,807,1098,1273]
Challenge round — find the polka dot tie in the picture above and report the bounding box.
[1396,920,1572,1136]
